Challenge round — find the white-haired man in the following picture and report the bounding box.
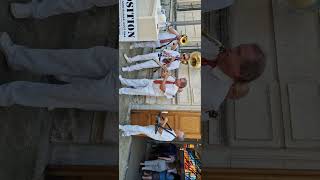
[122,50,190,72]
[119,70,187,99]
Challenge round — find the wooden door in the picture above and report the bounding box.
[130,110,201,140]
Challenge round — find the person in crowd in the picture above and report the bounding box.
[119,114,184,142]
[140,159,176,173]
[150,143,177,162]
[142,170,180,180]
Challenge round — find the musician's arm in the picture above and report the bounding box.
[168,26,180,36]
[160,68,169,77]
[157,117,169,135]
[160,75,168,92]
[160,117,169,128]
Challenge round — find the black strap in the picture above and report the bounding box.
[156,38,176,50]
[156,125,176,138]
[153,52,165,73]
[155,116,176,138]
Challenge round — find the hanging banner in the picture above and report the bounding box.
[119,0,138,41]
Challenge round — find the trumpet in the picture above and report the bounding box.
[179,35,189,46]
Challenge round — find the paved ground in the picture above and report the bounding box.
[118,1,174,179]
[119,42,152,180]
[0,1,118,180]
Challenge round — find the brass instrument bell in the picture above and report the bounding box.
[189,51,201,69]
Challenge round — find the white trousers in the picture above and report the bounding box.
[0,33,118,111]
[142,159,167,172]
[119,125,154,136]
[131,41,160,49]
[123,52,160,72]
[119,77,157,97]
[11,0,118,19]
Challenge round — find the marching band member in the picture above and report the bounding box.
[129,26,188,51]
[119,70,187,99]
[119,114,184,142]
[121,50,190,72]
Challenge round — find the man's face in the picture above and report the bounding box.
[175,78,185,88]
[217,44,258,80]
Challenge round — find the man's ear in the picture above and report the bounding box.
[227,82,250,100]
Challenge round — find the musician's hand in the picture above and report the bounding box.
[161,68,169,77]
[162,71,169,78]
[160,117,169,126]
[163,50,170,56]
[159,116,166,123]
[171,43,178,50]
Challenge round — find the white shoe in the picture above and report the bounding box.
[119,75,125,85]
[119,88,123,95]
[120,132,129,137]
[121,67,128,72]
[123,54,132,63]
[10,2,33,19]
